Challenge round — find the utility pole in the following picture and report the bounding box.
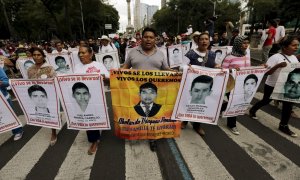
[79,0,86,38]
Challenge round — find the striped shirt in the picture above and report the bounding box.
[222,55,251,69]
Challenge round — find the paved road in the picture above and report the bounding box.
[1,49,300,180]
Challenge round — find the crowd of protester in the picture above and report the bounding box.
[1,18,300,154]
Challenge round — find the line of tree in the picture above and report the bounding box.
[0,0,120,41]
[152,0,300,36]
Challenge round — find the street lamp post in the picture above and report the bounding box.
[79,0,86,38]
[175,5,179,35]
[208,0,217,17]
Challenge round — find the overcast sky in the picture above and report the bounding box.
[107,0,161,32]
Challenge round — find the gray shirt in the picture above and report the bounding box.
[124,46,169,70]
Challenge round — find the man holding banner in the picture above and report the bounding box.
[122,27,175,151]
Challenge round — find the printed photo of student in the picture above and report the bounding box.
[28,84,50,114]
[55,56,70,74]
[190,75,213,104]
[134,82,161,117]
[243,74,258,103]
[72,82,91,113]
[102,55,114,71]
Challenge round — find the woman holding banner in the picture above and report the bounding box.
[182,32,219,136]
[74,44,109,155]
[221,35,251,135]
[27,47,57,145]
[250,36,299,137]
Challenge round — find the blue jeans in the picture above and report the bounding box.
[7,97,23,135]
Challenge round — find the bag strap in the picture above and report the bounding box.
[280,53,291,63]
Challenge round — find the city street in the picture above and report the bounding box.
[1,59,300,179]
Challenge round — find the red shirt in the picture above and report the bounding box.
[264,26,276,46]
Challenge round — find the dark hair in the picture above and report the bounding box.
[287,68,300,82]
[79,44,93,54]
[24,60,34,65]
[30,47,46,58]
[72,82,89,94]
[102,55,113,63]
[215,50,222,54]
[279,35,299,49]
[173,48,179,53]
[142,27,157,37]
[55,56,66,64]
[244,74,258,85]
[191,75,213,90]
[55,41,62,46]
[139,82,158,93]
[268,19,278,28]
[28,85,47,97]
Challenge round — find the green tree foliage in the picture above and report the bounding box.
[0,0,119,40]
[152,0,241,36]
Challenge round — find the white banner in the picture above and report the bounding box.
[168,44,183,68]
[271,63,300,103]
[223,67,266,117]
[211,46,228,65]
[0,92,22,134]
[16,58,35,79]
[56,74,110,130]
[70,51,81,71]
[10,79,62,129]
[172,66,229,125]
[95,51,120,71]
[46,53,73,74]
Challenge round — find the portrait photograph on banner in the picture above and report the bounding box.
[223,67,266,117]
[168,44,183,68]
[211,46,228,65]
[0,92,22,134]
[172,66,229,125]
[10,79,61,129]
[110,69,182,140]
[46,53,73,74]
[16,58,35,79]
[56,74,110,130]
[95,51,120,71]
[271,63,300,103]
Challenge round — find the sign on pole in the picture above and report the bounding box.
[105,24,112,29]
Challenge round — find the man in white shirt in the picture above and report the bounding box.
[52,41,68,54]
[98,35,116,54]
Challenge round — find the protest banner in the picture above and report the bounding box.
[69,51,81,70]
[158,46,168,64]
[168,44,183,68]
[110,69,182,140]
[95,51,120,71]
[46,53,73,74]
[0,92,22,134]
[172,66,229,125]
[16,57,34,79]
[223,67,266,117]
[271,63,300,103]
[56,74,110,130]
[211,46,228,65]
[182,42,191,56]
[10,79,61,129]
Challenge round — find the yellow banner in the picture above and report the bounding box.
[110,69,182,140]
